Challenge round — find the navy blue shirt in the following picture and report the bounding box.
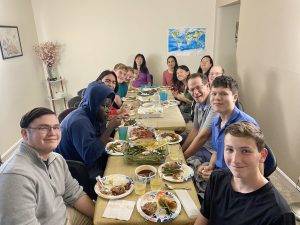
[212,106,258,169]
[56,81,115,168]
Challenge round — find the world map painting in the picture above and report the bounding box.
[168,28,206,55]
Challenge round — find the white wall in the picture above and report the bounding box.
[31,0,217,97]
[0,0,49,155]
[237,0,300,181]
[214,3,240,77]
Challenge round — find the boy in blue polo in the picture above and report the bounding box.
[198,75,258,181]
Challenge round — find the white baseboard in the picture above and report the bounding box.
[1,139,22,162]
[276,167,300,192]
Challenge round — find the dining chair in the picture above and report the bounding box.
[264,144,277,177]
[66,160,95,199]
[67,96,82,108]
[58,107,77,123]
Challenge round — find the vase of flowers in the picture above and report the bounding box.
[34,41,59,81]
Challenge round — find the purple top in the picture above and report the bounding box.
[132,71,151,87]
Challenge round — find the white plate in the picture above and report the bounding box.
[161,100,180,108]
[157,133,182,145]
[142,102,155,108]
[94,174,134,199]
[122,96,136,102]
[136,190,181,222]
[105,140,129,156]
[158,162,194,183]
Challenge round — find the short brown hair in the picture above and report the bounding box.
[225,122,265,151]
[126,66,134,73]
[187,73,208,85]
[114,63,127,71]
[20,107,55,128]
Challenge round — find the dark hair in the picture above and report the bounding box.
[211,75,239,94]
[225,122,265,151]
[96,70,119,93]
[173,65,190,92]
[187,73,209,85]
[20,107,55,128]
[167,55,179,82]
[133,53,149,74]
[197,55,214,75]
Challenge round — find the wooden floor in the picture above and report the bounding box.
[269,169,300,224]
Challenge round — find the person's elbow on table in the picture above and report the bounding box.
[194,212,208,225]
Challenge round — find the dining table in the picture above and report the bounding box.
[93,145,201,225]
[93,87,200,224]
[125,88,186,131]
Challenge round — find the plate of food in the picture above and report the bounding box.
[137,91,155,96]
[122,118,137,126]
[122,96,136,102]
[157,132,182,144]
[158,161,194,183]
[136,190,181,222]
[105,140,130,156]
[128,87,139,93]
[128,126,156,140]
[161,100,180,108]
[94,174,134,199]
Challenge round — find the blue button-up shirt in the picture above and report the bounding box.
[212,106,258,169]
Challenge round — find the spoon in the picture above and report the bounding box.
[164,183,191,190]
[96,176,110,193]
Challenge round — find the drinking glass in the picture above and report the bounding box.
[169,144,179,161]
[134,176,147,195]
[159,91,168,101]
[150,174,162,190]
[118,126,128,140]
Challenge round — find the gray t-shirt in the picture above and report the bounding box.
[193,97,218,153]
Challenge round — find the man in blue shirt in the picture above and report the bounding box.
[198,75,258,181]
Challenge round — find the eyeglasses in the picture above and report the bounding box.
[188,85,207,94]
[103,79,117,85]
[27,125,61,133]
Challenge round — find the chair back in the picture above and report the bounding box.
[58,108,76,123]
[67,96,82,108]
[66,160,92,198]
[149,74,154,85]
[264,144,277,177]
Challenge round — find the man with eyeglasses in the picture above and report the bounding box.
[0,107,94,225]
[182,73,219,195]
[182,73,218,160]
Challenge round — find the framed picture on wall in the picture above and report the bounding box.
[0,25,23,60]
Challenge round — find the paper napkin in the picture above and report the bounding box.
[175,190,200,219]
[102,200,135,221]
